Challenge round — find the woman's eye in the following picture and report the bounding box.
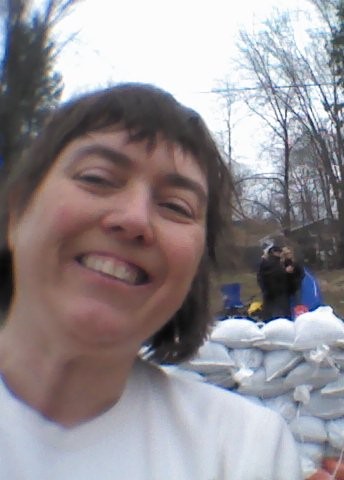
[74,171,115,187]
[161,201,193,218]
[81,174,110,185]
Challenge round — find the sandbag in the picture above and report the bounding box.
[228,347,264,371]
[179,340,234,374]
[321,376,344,397]
[264,393,297,422]
[293,307,344,351]
[236,367,291,398]
[210,319,265,348]
[264,349,302,381]
[301,391,344,419]
[289,415,328,443]
[170,307,344,479]
[284,363,340,389]
[254,319,295,350]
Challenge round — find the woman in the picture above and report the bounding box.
[0,83,302,479]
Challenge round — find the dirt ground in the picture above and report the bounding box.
[213,268,344,318]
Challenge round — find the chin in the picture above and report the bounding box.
[63,301,132,347]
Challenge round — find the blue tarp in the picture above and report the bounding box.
[291,267,324,312]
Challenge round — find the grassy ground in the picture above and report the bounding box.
[212,268,344,318]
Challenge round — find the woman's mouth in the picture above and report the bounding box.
[76,254,149,286]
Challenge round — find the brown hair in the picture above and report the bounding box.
[0,83,233,363]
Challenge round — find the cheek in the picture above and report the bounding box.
[48,204,83,237]
[29,177,101,240]
[40,198,97,241]
[167,229,205,280]
[12,200,93,261]
[150,230,205,323]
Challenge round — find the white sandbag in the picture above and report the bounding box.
[293,385,313,404]
[180,341,234,374]
[299,456,319,480]
[210,319,265,348]
[231,367,254,383]
[227,348,264,386]
[284,363,340,389]
[330,348,344,367]
[235,367,266,387]
[296,442,324,479]
[264,350,302,381]
[263,393,297,422]
[194,340,233,362]
[292,306,344,351]
[303,345,337,368]
[324,443,344,458]
[204,371,236,389]
[289,415,328,443]
[236,367,291,398]
[253,319,295,350]
[321,376,344,397]
[297,441,324,464]
[228,348,264,371]
[301,391,344,419]
[327,418,344,450]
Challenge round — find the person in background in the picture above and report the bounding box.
[0,83,302,479]
[257,245,292,320]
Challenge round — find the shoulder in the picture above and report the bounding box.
[134,359,285,427]
[132,359,302,478]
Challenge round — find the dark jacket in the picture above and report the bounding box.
[257,255,288,299]
[257,255,291,320]
[284,258,305,296]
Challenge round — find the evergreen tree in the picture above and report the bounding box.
[0,0,79,167]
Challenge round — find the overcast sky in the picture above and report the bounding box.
[52,0,313,165]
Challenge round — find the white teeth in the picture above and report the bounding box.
[81,255,140,284]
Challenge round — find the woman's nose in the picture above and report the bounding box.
[100,185,155,245]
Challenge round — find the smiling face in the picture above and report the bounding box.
[7,129,208,352]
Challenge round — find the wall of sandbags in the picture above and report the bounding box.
[169,306,344,479]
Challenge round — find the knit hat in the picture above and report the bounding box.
[268,245,282,254]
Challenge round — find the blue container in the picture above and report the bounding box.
[220,283,244,309]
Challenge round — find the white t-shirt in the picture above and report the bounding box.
[0,359,302,479]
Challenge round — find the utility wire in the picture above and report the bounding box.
[197,82,338,94]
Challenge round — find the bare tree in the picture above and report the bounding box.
[260,5,344,263]
[221,3,344,263]
[235,14,305,235]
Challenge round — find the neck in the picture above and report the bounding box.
[0,317,138,427]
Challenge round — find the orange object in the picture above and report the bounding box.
[307,469,332,479]
[322,457,344,479]
[294,304,309,317]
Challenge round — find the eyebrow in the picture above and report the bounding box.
[73,144,208,205]
[162,173,208,207]
[73,144,133,168]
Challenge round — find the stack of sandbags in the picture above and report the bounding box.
[173,306,344,479]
